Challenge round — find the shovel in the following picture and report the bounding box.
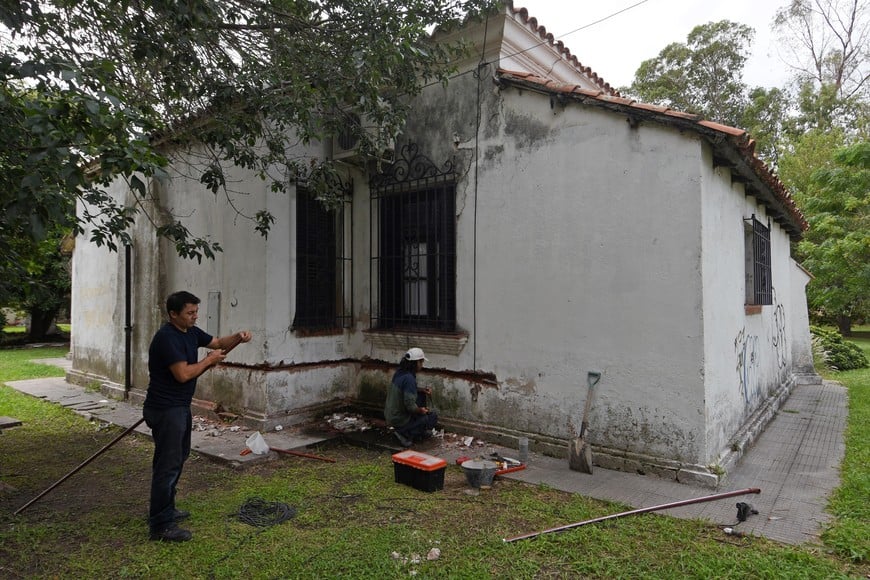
[568,371,601,473]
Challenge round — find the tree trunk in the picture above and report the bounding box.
[27,308,57,341]
[836,314,852,336]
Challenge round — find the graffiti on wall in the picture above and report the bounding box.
[735,328,761,405]
[771,287,788,371]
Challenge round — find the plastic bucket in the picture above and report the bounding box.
[461,459,498,489]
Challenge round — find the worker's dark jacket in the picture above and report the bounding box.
[384,368,420,428]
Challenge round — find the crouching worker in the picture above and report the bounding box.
[384,348,438,448]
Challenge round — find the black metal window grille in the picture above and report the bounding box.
[293,185,353,330]
[744,215,772,306]
[370,143,456,331]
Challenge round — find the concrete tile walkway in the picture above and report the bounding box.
[6,360,847,547]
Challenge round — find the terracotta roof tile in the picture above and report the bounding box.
[597,94,634,106]
[631,102,670,114]
[508,1,619,96]
[663,109,702,121]
[697,120,746,137]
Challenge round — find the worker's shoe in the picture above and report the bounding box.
[150,525,192,542]
[172,509,190,521]
[393,431,413,448]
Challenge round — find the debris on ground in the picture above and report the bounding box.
[325,412,372,432]
[390,546,441,567]
[192,415,252,436]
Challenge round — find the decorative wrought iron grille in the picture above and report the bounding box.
[370,143,456,331]
[293,183,353,330]
[744,215,772,306]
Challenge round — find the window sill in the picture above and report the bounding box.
[744,304,763,315]
[292,327,345,337]
[363,329,468,356]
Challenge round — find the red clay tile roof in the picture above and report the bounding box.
[508,1,619,96]
[496,69,808,238]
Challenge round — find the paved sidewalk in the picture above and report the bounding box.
[6,360,847,546]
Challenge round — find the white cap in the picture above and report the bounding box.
[405,347,428,361]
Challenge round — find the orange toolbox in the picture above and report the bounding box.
[392,450,447,492]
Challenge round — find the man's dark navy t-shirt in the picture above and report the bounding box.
[144,323,213,409]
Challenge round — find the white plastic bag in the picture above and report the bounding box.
[245,431,270,455]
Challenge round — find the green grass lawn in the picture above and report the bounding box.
[2,324,71,334]
[819,336,870,564]
[0,346,867,579]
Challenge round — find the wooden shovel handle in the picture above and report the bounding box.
[578,391,593,438]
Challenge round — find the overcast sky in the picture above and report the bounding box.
[517,0,792,90]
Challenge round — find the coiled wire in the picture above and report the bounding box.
[235,497,296,528]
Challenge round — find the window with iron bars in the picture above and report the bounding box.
[292,186,352,331]
[744,215,772,306]
[370,144,456,332]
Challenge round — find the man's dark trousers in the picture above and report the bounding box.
[144,406,191,532]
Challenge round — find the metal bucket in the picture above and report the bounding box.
[461,459,498,489]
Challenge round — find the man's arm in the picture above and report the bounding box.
[400,377,428,415]
[169,330,252,383]
[207,331,252,352]
[168,349,226,383]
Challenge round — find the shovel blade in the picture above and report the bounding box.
[568,437,593,473]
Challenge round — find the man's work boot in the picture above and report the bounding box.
[394,431,413,448]
[173,509,190,521]
[150,525,192,542]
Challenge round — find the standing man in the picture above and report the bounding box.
[144,291,252,542]
[384,347,438,448]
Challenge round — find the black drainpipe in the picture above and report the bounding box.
[124,243,132,396]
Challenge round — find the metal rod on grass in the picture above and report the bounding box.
[503,487,761,543]
[16,334,247,515]
[270,447,336,463]
[14,417,147,515]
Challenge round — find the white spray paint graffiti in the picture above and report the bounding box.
[735,329,761,405]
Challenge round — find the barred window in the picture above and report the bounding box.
[293,186,352,330]
[744,215,772,306]
[370,144,456,332]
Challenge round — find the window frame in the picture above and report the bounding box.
[369,143,457,333]
[292,183,353,332]
[744,214,772,307]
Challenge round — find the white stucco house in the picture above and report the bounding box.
[70,2,819,486]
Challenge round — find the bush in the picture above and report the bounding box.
[811,326,870,371]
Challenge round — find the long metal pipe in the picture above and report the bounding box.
[503,487,761,543]
[15,336,247,515]
[14,418,146,515]
[270,447,336,463]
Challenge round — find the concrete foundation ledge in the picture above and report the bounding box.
[793,372,823,385]
[187,397,350,433]
[430,416,722,488]
[591,446,721,488]
[66,369,126,401]
[718,376,794,477]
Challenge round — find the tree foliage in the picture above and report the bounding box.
[626,21,754,128]
[2,223,73,341]
[774,0,870,134]
[624,20,788,162]
[795,141,870,331]
[774,0,869,101]
[0,0,493,263]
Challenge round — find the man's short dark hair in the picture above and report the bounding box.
[166,291,200,315]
